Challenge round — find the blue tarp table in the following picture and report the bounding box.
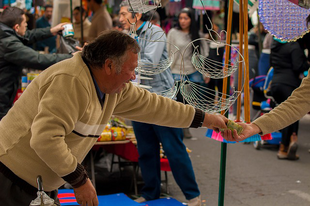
[58,189,183,206]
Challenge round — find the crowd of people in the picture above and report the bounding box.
[0,0,309,206]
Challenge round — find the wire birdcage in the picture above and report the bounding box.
[136,36,180,75]
[188,38,243,79]
[128,0,161,13]
[180,81,241,113]
[154,84,178,99]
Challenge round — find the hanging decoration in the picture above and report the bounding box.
[259,0,310,42]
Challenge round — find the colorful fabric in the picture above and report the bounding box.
[192,0,220,10]
[206,128,272,143]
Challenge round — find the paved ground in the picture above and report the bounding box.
[94,114,310,206]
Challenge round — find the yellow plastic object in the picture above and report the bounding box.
[98,127,127,142]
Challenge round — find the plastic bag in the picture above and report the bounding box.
[58,35,81,54]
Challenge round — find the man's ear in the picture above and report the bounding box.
[13,24,19,32]
[104,59,114,75]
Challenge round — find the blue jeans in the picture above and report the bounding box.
[172,71,204,83]
[132,121,200,200]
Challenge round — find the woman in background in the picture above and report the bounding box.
[167,7,209,138]
[269,37,310,160]
[72,6,91,44]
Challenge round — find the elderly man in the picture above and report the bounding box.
[0,30,227,206]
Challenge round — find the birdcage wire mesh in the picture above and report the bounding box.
[128,0,161,13]
[154,84,178,99]
[175,35,245,113]
[136,36,180,75]
[180,81,241,113]
[186,38,243,79]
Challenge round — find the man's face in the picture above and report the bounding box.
[119,6,135,31]
[16,14,27,36]
[107,50,138,94]
[44,7,53,20]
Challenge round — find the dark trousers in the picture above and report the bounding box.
[132,121,200,200]
[0,163,60,206]
[271,83,299,146]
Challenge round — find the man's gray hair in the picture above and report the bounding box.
[82,30,140,73]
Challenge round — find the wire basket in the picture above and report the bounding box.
[132,75,177,99]
[154,84,178,99]
[136,37,179,75]
[128,0,161,13]
[189,39,244,79]
[180,81,241,113]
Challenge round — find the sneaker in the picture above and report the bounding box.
[134,197,147,203]
[188,196,201,206]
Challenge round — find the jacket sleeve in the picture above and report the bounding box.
[253,69,310,134]
[3,37,71,70]
[24,27,54,44]
[112,82,196,128]
[139,26,166,66]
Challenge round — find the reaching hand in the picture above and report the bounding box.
[73,178,99,206]
[202,113,228,133]
[221,122,262,142]
[50,23,68,35]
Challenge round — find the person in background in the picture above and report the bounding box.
[87,0,112,42]
[35,4,56,53]
[119,2,202,206]
[258,32,273,76]
[223,37,310,160]
[222,66,310,156]
[267,37,310,160]
[0,29,227,206]
[0,7,73,120]
[72,6,91,44]
[167,7,209,139]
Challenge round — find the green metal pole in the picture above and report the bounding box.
[70,0,73,23]
[218,143,227,206]
[218,76,230,206]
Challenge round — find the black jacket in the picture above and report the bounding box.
[0,23,72,119]
[270,39,309,88]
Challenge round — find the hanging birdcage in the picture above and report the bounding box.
[128,0,161,13]
[136,36,180,75]
[188,39,243,79]
[180,81,241,113]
